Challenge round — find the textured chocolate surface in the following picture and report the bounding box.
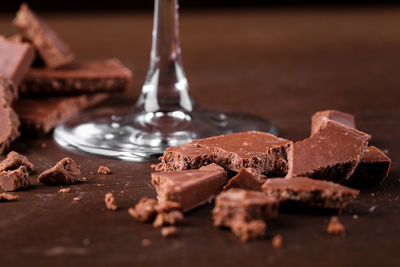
[37,157,82,185]
[311,109,355,135]
[0,151,35,173]
[0,83,20,154]
[0,166,30,191]
[129,197,158,223]
[223,168,266,192]
[287,120,371,182]
[20,59,133,96]
[0,78,18,105]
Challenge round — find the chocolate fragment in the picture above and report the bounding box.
[13,93,108,134]
[272,234,283,248]
[152,143,214,172]
[311,109,355,135]
[343,146,391,188]
[104,193,118,211]
[0,151,35,173]
[0,166,30,192]
[151,163,227,212]
[13,4,74,68]
[161,226,178,237]
[287,120,371,183]
[37,157,82,185]
[97,166,111,175]
[0,36,35,87]
[153,210,184,228]
[212,188,279,242]
[0,192,19,201]
[1,77,18,105]
[0,84,20,154]
[262,177,359,210]
[129,197,158,223]
[327,216,346,237]
[223,168,266,192]
[58,187,71,193]
[20,59,133,96]
[194,131,292,176]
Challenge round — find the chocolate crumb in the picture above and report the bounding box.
[272,235,283,248]
[161,226,178,237]
[327,216,346,237]
[0,192,19,201]
[153,210,184,228]
[58,188,71,193]
[41,143,47,148]
[141,239,151,247]
[96,184,103,187]
[105,193,118,211]
[38,157,82,185]
[129,197,158,222]
[98,166,111,175]
[353,214,359,220]
[369,205,377,212]
[73,197,80,201]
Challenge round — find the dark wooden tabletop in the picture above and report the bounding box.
[0,8,399,267]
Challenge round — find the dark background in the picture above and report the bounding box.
[0,0,399,13]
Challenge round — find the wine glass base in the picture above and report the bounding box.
[54,107,277,162]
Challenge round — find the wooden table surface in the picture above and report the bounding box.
[0,8,399,267]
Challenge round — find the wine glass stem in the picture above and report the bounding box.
[136,0,194,113]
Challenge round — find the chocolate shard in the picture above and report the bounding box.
[13,93,108,135]
[20,59,133,96]
[223,168,266,192]
[37,157,82,185]
[311,109,355,135]
[212,188,279,242]
[151,163,227,212]
[0,151,35,173]
[193,131,292,176]
[0,83,20,154]
[286,120,371,183]
[129,197,158,223]
[152,143,214,172]
[261,177,359,210]
[0,36,35,87]
[13,4,74,68]
[343,146,391,188]
[0,166,31,192]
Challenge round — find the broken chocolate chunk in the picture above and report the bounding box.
[0,192,19,201]
[1,77,18,105]
[0,151,35,173]
[231,220,266,242]
[0,85,20,154]
[151,163,227,212]
[97,165,111,175]
[153,210,184,228]
[129,197,158,223]
[262,177,359,210]
[105,193,118,211]
[13,4,74,68]
[286,120,371,183]
[327,216,346,237]
[223,168,266,192]
[311,109,355,135]
[0,166,30,192]
[37,157,82,185]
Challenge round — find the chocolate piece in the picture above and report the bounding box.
[1,77,18,105]
[0,36,35,87]
[129,197,158,223]
[194,131,292,176]
[13,4,74,68]
[37,157,82,185]
[0,84,20,154]
[151,163,227,212]
[161,226,178,237]
[98,165,111,175]
[0,151,35,173]
[58,187,71,193]
[287,120,370,183]
[327,216,346,237]
[20,59,133,96]
[104,193,118,211]
[13,93,108,134]
[262,177,359,210]
[231,220,266,242]
[311,110,355,135]
[343,146,391,188]
[0,166,30,192]
[152,143,214,172]
[153,210,184,228]
[223,168,266,192]
[272,234,283,248]
[0,192,19,201]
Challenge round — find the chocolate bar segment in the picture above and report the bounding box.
[20,59,133,96]
[311,109,355,135]
[0,151,35,173]
[151,163,227,212]
[223,168,266,192]
[13,4,74,68]
[343,146,391,188]
[38,157,82,185]
[0,84,20,154]
[0,166,31,192]
[194,131,292,176]
[262,177,359,210]
[287,120,370,182]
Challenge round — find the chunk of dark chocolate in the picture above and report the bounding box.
[0,151,35,173]
[129,197,158,223]
[311,109,355,135]
[20,59,133,96]
[262,177,359,210]
[151,163,227,212]
[223,168,266,192]
[37,157,82,185]
[13,4,74,68]
[343,146,391,188]
[0,84,20,154]
[286,120,371,183]
[0,166,30,192]
[194,131,292,176]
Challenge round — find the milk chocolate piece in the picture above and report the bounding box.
[0,151,35,173]
[20,59,133,96]
[311,110,355,135]
[343,146,391,188]
[0,36,35,87]
[0,166,30,192]
[98,165,111,175]
[287,120,371,182]
[13,4,74,68]
[13,93,108,134]
[0,192,19,201]
[212,188,279,242]
[262,177,359,210]
[37,157,82,185]
[152,143,214,172]
[223,168,266,192]
[129,197,158,223]
[194,131,292,176]
[0,84,20,154]
[151,163,227,212]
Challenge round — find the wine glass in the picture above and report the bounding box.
[54,0,276,161]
